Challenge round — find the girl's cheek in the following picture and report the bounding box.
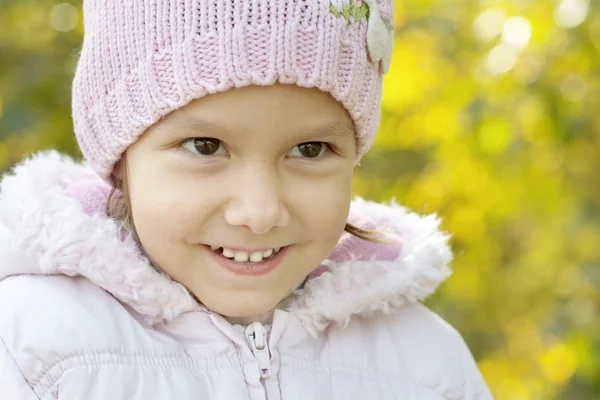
[290,175,351,224]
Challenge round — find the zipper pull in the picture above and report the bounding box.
[246,322,271,379]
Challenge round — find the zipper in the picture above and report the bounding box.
[245,322,272,379]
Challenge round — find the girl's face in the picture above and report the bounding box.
[124,84,356,320]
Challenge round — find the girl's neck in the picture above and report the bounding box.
[226,310,275,326]
[224,290,297,326]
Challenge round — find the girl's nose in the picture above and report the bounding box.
[223,167,290,234]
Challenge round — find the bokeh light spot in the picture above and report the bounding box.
[49,3,79,32]
[473,8,507,43]
[502,16,532,49]
[486,43,519,75]
[560,74,587,102]
[539,343,578,385]
[554,0,590,29]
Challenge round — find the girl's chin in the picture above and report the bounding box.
[195,285,301,325]
[196,291,284,321]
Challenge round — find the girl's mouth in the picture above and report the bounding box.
[204,245,290,277]
[208,246,283,263]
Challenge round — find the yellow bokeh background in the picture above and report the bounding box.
[1,0,598,398]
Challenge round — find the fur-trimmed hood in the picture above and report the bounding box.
[0,151,452,334]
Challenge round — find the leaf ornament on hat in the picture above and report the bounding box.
[362,0,395,74]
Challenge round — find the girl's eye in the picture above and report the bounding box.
[182,138,227,156]
[288,142,329,159]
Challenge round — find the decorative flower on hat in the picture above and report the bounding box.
[362,0,395,74]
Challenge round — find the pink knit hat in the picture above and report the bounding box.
[72,0,395,179]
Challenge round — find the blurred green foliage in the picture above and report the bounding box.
[1,0,598,398]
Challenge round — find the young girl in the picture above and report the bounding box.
[0,0,492,398]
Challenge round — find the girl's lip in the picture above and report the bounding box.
[205,245,289,277]
[206,245,281,253]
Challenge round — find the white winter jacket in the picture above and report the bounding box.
[0,152,493,399]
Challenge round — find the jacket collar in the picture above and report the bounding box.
[0,151,452,334]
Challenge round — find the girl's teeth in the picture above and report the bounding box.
[234,251,249,262]
[222,248,234,258]
[216,247,282,262]
[250,251,264,262]
[262,249,273,258]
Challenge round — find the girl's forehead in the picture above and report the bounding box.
[161,113,354,141]
[180,84,347,115]
[156,85,354,138]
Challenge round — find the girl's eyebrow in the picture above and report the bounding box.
[162,116,229,135]
[301,121,355,141]
[162,115,355,141]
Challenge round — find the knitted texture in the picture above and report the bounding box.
[72,0,395,179]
